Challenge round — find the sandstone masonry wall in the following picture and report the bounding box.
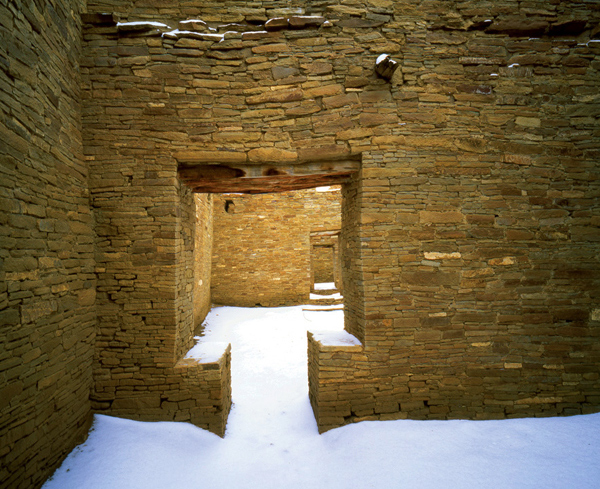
[311,234,336,284]
[82,10,226,435]
[82,0,600,434]
[0,1,95,487]
[194,193,213,329]
[212,187,341,307]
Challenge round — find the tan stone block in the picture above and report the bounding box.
[303,61,333,75]
[173,150,247,164]
[515,116,541,127]
[462,268,494,278]
[455,137,487,153]
[336,127,373,140]
[78,288,96,306]
[251,43,289,54]
[304,84,343,98]
[178,108,211,118]
[192,79,230,89]
[488,257,516,266]
[247,147,298,163]
[246,88,304,105]
[213,131,262,143]
[21,300,58,324]
[285,103,321,116]
[424,252,461,260]
[404,136,455,149]
[297,144,349,162]
[359,113,399,126]
[360,212,395,224]
[322,93,359,109]
[372,135,406,146]
[419,211,464,224]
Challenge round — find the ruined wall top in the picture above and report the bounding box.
[86,0,599,32]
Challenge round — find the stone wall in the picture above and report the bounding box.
[311,237,335,284]
[0,1,95,487]
[212,187,341,307]
[306,1,600,430]
[82,0,600,434]
[194,193,213,329]
[0,0,575,445]
[82,13,226,434]
[1,3,599,486]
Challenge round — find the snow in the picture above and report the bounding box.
[310,330,361,346]
[185,340,229,363]
[180,19,207,26]
[302,304,341,311]
[310,291,342,300]
[116,21,170,28]
[43,305,600,489]
[376,53,389,65]
[314,281,335,290]
[162,29,224,41]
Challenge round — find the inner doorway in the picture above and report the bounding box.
[209,185,343,309]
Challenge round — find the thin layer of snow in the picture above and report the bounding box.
[376,53,389,65]
[314,282,335,290]
[117,21,170,27]
[180,19,207,25]
[185,340,229,363]
[310,292,342,300]
[43,305,600,489]
[162,29,224,41]
[310,330,361,346]
[302,304,342,310]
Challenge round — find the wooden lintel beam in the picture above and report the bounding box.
[186,172,354,194]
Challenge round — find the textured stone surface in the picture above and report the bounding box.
[0,1,93,488]
[211,187,341,307]
[3,2,600,486]
[80,0,600,432]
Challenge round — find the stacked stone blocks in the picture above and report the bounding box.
[2,2,600,486]
[212,188,341,307]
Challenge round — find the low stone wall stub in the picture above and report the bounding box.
[94,344,232,437]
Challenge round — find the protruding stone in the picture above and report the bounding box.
[288,16,326,29]
[374,54,399,80]
[265,17,289,31]
[116,21,171,34]
[486,18,548,37]
[179,19,209,32]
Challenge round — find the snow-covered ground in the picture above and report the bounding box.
[43,305,600,489]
